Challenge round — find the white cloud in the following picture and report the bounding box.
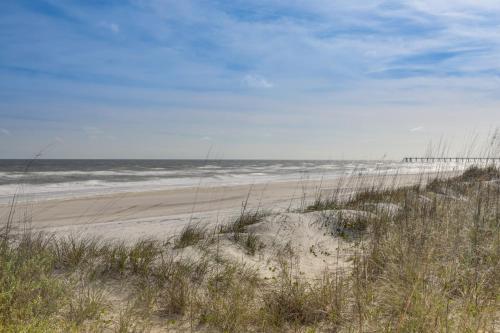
[242,74,274,89]
[0,128,10,136]
[201,136,212,141]
[99,21,120,33]
[410,126,425,132]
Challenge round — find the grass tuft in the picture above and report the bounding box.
[65,283,106,327]
[305,196,340,212]
[174,223,206,249]
[128,239,161,276]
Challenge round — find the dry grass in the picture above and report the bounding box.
[305,195,341,212]
[221,209,268,234]
[220,208,268,256]
[174,223,207,249]
[261,262,348,330]
[65,282,107,328]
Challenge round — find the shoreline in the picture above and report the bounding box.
[0,161,477,205]
[0,171,460,241]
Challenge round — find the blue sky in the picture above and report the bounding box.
[1,0,500,159]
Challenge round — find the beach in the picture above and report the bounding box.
[1,163,498,332]
[1,170,458,241]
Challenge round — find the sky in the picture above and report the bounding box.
[1,0,500,159]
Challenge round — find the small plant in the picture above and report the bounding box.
[52,235,102,270]
[115,306,148,333]
[129,239,161,276]
[174,223,206,249]
[158,269,191,316]
[220,210,268,237]
[220,208,268,255]
[100,241,129,276]
[66,283,106,327]
[347,185,419,207]
[305,196,340,212]
[459,165,500,181]
[232,210,268,233]
[262,268,346,329]
[199,263,260,332]
[0,246,66,331]
[243,232,264,255]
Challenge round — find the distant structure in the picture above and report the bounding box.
[403,157,500,163]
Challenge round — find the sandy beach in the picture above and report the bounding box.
[4,2,500,329]
[0,171,456,241]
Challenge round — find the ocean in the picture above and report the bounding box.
[0,159,474,203]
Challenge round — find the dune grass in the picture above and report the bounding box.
[219,207,268,256]
[174,223,207,249]
[1,166,499,332]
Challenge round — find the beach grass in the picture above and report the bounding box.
[1,166,499,332]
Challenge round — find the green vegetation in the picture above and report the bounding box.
[174,223,206,249]
[220,209,268,234]
[305,195,340,212]
[220,208,268,256]
[1,166,499,332]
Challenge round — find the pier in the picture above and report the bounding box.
[403,157,500,163]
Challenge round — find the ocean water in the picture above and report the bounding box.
[0,159,477,203]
